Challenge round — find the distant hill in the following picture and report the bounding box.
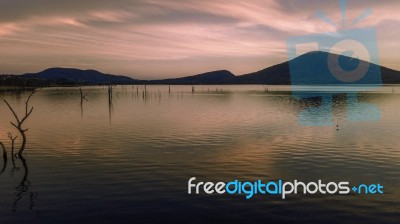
[22,67,137,84]
[6,51,400,86]
[236,61,290,84]
[147,51,400,85]
[148,70,236,84]
[381,67,400,84]
[236,51,400,84]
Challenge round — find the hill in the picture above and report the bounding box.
[148,70,236,84]
[236,51,400,84]
[3,51,400,86]
[22,68,137,84]
[146,51,400,85]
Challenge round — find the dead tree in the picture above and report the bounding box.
[107,85,114,123]
[0,142,7,174]
[263,84,268,93]
[4,91,36,156]
[143,85,149,99]
[1,94,37,210]
[108,85,114,102]
[8,132,17,168]
[79,87,88,104]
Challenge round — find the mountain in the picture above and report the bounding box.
[381,67,400,84]
[12,51,400,86]
[237,51,400,84]
[237,61,290,84]
[148,70,236,84]
[22,67,137,84]
[146,51,400,85]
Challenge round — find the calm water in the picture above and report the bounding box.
[0,85,399,223]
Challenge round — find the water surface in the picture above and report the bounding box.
[0,85,399,223]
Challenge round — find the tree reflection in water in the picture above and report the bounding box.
[0,90,38,212]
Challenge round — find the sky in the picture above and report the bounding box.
[0,0,399,79]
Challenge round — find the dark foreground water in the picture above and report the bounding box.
[0,85,399,223]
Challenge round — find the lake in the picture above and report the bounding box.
[0,85,399,223]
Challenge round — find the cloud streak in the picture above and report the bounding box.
[0,0,399,78]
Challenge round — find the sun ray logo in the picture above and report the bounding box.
[286,0,382,126]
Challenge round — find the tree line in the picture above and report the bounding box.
[0,75,93,88]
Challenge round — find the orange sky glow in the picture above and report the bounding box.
[0,0,398,79]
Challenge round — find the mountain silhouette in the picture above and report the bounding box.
[236,51,400,84]
[18,51,400,85]
[22,67,137,84]
[148,70,236,84]
[237,61,290,84]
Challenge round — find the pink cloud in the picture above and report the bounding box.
[0,0,398,78]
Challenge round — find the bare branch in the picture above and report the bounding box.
[26,90,36,103]
[4,100,20,123]
[263,84,268,93]
[79,87,88,102]
[7,132,17,141]
[0,141,7,174]
[25,90,37,115]
[10,122,18,129]
[7,132,17,166]
[21,107,34,124]
[4,90,37,156]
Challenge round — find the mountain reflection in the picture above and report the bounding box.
[295,92,381,126]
